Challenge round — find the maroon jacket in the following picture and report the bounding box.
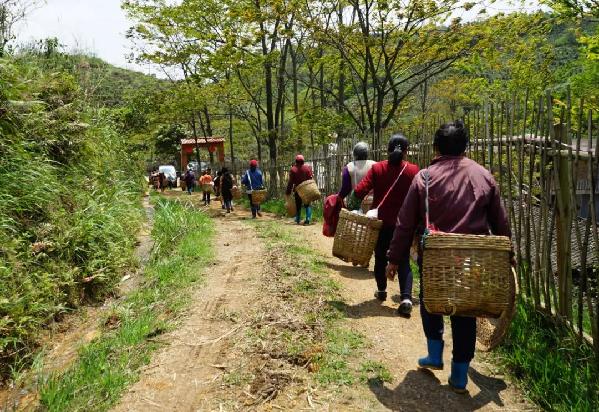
[387,156,511,264]
[354,160,420,228]
[286,163,314,195]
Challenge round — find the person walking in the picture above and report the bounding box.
[220,167,235,213]
[386,121,512,393]
[241,160,264,218]
[286,155,314,225]
[158,171,166,193]
[353,135,419,317]
[200,169,213,206]
[184,168,195,195]
[214,170,224,209]
[338,142,376,210]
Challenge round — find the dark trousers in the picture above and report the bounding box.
[203,192,211,204]
[374,226,413,300]
[418,260,476,363]
[248,194,260,217]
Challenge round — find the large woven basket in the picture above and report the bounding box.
[251,189,268,205]
[422,233,512,318]
[476,268,517,351]
[285,194,296,217]
[295,179,321,204]
[333,209,383,267]
[232,186,242,200]
[202,183,213,193]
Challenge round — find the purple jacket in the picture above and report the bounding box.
[387,156,511,264]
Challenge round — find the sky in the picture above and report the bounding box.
[15,0,544,76]
[15,0,153,74]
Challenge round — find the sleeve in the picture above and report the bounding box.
[338,167,352,198]
[387,174,422,264]
[286,169,294,195]
[487,179,511,238]
[353,167,374,200]
[257,170,264,187]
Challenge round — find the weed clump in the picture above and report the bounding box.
[497,300,599,411]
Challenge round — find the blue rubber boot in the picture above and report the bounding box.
[304,206,312,225]
[418,339,444,370]
[448,361,470,394]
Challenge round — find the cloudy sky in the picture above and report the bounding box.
[15,0,152,73]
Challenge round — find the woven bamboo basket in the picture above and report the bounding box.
[285,194,296,217]
[251,189,268,205]
[232,186,242,200]
[476,268,517,351]
[202,183,213,193]
[333,209,383,267]
[295,179,321,204]
[422,233,512,318]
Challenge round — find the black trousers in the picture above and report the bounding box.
[374,226,413,300]
[418,260,476,363]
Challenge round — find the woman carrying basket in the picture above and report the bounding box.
[338,142,375,210]
[220,167,235,213]
[353,135,419,317]
[386,121,512,393]
[241,160,264,219]
[286,154,314,225]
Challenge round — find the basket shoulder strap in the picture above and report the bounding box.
[247,170,252,187]
[379,162,408,209]
[424,169,431,232]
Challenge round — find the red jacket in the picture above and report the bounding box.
[354,160,419,228]
[387,156,511,264]
[323,194,344,237]
[286,164,314,195]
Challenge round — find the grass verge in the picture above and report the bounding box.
[222,219,368,406]
[496,299,599,411]
[238,197,323,221]
[37,197,214,411]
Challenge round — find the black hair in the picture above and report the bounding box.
[387,134,409,165]
[221,167,229,174]
[353,142,369,161]
[434,120,469,156]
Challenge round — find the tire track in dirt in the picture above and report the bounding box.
[112,209,264,412]
[291,221,536,411]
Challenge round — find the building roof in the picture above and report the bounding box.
[510,200,597,273]
[181,137,225,145]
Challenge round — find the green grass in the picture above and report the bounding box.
[496,299,599,412]
[247,219,366,388]
[37,198,214,411]
[359,360,393,384]
[238,197,323,221]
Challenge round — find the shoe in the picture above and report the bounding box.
[448,361,470,394]
[303,220,310,226]
[397,299,413,318]
[418,339,444,370]
[374,291,387,301]
[257,211,263,217]
[231,207,234,212]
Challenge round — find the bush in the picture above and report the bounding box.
[0,56,144,377]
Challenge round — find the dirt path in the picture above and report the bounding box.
[293,222,536,411]
[113,207,264,411]
[113,201,535,411]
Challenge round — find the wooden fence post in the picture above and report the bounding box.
[554,122,574,320]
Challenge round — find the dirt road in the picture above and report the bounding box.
[113,203,535,411]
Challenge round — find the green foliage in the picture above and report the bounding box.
[38,198,214,411]
[497,300,599,411]
[0,53,147,378]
